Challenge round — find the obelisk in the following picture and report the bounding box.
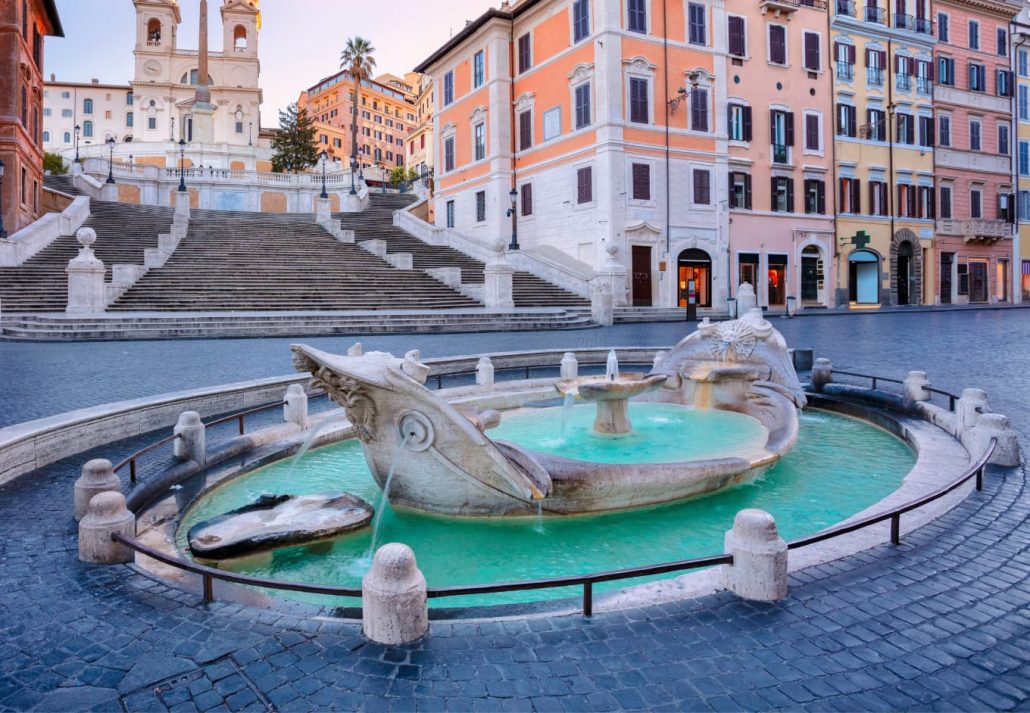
[191,0,216,144]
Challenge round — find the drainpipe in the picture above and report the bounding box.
[663,0,671,262]
[1012,28,1027,302]
[510,15,517,243]
[887,37,896,306]
[827,3,840,305]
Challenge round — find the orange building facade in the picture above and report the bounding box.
[0,0,62,236]
[417,0,731,311]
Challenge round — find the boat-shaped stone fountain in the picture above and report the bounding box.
[290,308,804,517]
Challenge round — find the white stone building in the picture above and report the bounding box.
[42,80,135,153]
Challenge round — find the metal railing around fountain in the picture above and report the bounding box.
[829,369,960,410]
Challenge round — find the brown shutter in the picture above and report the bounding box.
[632,163,650,200]
[743,106,753,140]
[521,183,533,215]
[744,173,752,209]
[728,16,745,56]
[852,179,861,214]
[786,178,794,213]
[785,112,795,146]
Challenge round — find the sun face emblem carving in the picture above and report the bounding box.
[709,321,758,361]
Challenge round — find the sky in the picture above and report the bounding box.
[45,0,492,128]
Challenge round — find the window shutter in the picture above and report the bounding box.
[927,117,934,146]
[632,163,650,200]
[521,183,533,215]
[894,54,900,73]
[851,179,861,214]
[728,172,736,208]
[786,179,794,213]
[927,60,934,80]
[928,187,935,219]
[770,109,777,144]
[728,16,744,56]
[864,47,871,66]
[908,186,916,216]
[817,181,825,214]
[771,178,778,211]
[744,174,752,209]
[805,34,818,70]
[879,50,887,68]
[849,45,856,64]
[771,26,784,62]
[849,106,857,137]
[785,112,795,146]
[743,106,752,141]
[868,181,876,213]
[519,111,532,150]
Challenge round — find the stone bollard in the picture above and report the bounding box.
[971,413,1022,467]
[723,509,788,601]
[736,283,758,313]
[66,228,106,314]
[957,388,990,433]
[283,384,310,429]
[791,348,814,372]
[484,243,515,309]
[560,352,579,380]
[476,357,494,388]
[173,411,206,465]
[362,543,429,645]
[347,341,364,357]
[315,196,332,226]
[174,188,191,222]
[810,358,833,393]
[73,459,121,521]
[78,492,136,564]
[903,371,932,402]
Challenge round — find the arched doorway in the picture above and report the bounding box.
[896,241,914,305]
[677,249,712,307]
[848,250,879,304]
[800,245,825,306]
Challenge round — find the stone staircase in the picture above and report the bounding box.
[340,194,589,308]
[0,200,173,312]
[109,208,482,312]
[43,174,86,197]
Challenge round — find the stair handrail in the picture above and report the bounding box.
[0,196,91,267]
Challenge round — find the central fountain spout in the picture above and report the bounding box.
[556,351,667,435]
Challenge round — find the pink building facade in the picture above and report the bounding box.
[725,0,837,311]
[932,0,1020,304]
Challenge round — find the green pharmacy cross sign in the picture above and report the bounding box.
[845,230,871,249]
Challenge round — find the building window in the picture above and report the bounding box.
[867,108,886,141]
[771,176,794,212]
[631,163,651,200]
[729,172,752,209]
[573,0,590,42]
[688,3,706,45]
[804,179,825,214]
[728,104,752,141]
[937,12,949,42]
[997,69,1013,97]
[938,57,955,86]
[970,119,981,151]
[769,25,787,65]
[577,166,593,204]
[918,115,934,148]
[443,72,454,105]
[544,106,562,140]
[629,77,649,123]
[473,122,485,161]
[521,183,533,216]
[940,186,952,218]
[517,34,531,73]
[628,0,647,32]
[147,117,156,130]
[236,121,244,134]
[83,98,93,115]
[83,120,94,138]
[689,88,708,132]
[970,188,982,218]
[997,27,1007,56]
[896,113,914,144]
[898,183,914,218]
[939,115,951,145]
[43,130,50,143]
[803,32,821,71]
[1020,49,1029,78]
[804,113,820,151]
[126,92,133,106]
[473,51,485,88]
[126,112,134,127]
[444,137,455,171]
[63,131,70,144]
[999,124,1009,155]
[1020,141,1030,176]
[770,110,794,162]
[870,181,889,215]
[693,169,711,204]
[728,16,746,57]
[839,177,860,213]
[446,200,455,228]
[518,110,532,151]
[968,20,979,50]
[61,109,72,118]
[574,83,591,129]
[475,191,486,222]
[837,103,856,137]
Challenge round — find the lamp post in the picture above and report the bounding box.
[0,159,7,239]
[105,137,116,184]
[177,138,187,192]
[319,150,328,199]
[73,125,81,163]
[349,156,357,195]
[248,121,253,147]
[506,186,520,251]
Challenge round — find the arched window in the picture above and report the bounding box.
[677,248,712,307]
[63,131,71,144]
[126,91,133,106]
[43,130,50,143]
[147,19,161,45]
[83,98,93,115]
[83,120,94,138]
[374,147,383,161]
[233,25,247,51]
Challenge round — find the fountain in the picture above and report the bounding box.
[289,307,803,517]
[555,350,667,435]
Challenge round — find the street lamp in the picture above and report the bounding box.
[177,138,187,192]
[248,121,253,146]
[319,150,328,199]
[105,137,116,184]
[73,125,81,163]
[349,156,357,195]
[506,186,520,251]
[0,160,7,239]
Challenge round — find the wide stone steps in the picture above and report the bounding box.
[43,174,87,196]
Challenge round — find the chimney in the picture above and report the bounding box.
[91,78,99,84]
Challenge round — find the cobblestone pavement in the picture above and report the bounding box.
[0,311,1028,711]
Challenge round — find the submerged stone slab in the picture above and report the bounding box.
[188,492,373,560]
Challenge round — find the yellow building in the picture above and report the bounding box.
[832,0,937,306]
[404,74,434,179]
[1014,8,1030,302]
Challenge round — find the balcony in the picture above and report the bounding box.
[867,67,884,85]
[865,5,886,23]
[836,0,856,16]
[837,62,855,80]
[772,143,790,164]
[894,13,915,29]
[896,73,912,91]
[916,77,933,94]
[936,219,1013,239]
[761,0,828,16]
[913,16,934,34]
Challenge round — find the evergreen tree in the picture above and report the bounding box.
[270,103,318,173]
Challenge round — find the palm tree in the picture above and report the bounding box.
[340,37,377,194]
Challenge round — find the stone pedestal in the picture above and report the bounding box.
[903,371,931,402]
[66,228,106,314]
[192,103,216,145]
[591,245,628,326]
[78,492,135,564]
[811,358,833,392]
[100,182,118,202]
[73,459,121,521]
[723,509,788,601]
[560,352,578,380]
[173,411,206,465]
[362,543,429,645]
[484,243,515,309]
[174,189,191,223]
[971,413,1021,466]
[283,384,310,429]
[736,282,758,313]
[476,357,494,388]
[315,196,333,230]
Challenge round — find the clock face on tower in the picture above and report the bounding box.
[144,61,161,77]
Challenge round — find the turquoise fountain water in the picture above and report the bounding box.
[178,406,915,608]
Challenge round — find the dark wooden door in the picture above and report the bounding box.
[631,246,652,306]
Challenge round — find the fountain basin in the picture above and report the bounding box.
[555,372,668,435]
